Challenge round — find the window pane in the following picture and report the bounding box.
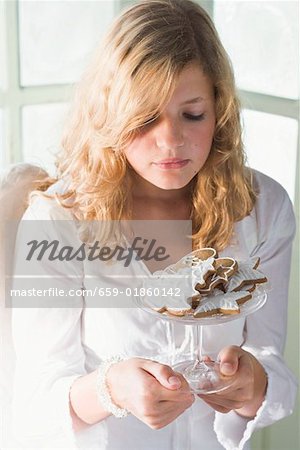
[242,109,298,202]
[19,0,115,86]
[21,103,69,176]
[214,1,299,99]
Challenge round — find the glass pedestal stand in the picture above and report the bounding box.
[164,287,267,392]
[137,286,267,450]
[170,323,239,394]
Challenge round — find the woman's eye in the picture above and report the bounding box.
[184,113,205,121]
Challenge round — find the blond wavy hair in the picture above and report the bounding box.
[36,0,256,251]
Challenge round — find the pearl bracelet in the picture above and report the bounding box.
[96,356,129,419]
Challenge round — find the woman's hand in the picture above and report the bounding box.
[106,358,195,429]
[198,346,268,418]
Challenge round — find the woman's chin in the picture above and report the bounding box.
[150,177,194,191]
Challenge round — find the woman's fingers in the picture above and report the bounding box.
[217,345,242,376]
[198,347,258,413]
[141,359,182,390]
[106,358,194,429]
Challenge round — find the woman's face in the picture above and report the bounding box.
[123,63,216,192]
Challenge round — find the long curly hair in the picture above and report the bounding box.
[35,0,256,251]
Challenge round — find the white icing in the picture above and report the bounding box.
[143,254,218,309]
[194,290,252,316]
[182,248,216,264]
[141,252,262,315]
[226,261,266,292]
[214,258,236,281]
[194,301,220,314]
[166,305,191,313]
[142,273,195,309]
[196,298,239,313]
[190,257,215,285]
[208,288,224,296]
[207,290,250,305]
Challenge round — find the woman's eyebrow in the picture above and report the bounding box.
[181,96,204,105]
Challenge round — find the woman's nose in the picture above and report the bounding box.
[154,117,184,151]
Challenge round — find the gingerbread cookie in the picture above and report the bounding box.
[164,295,193,316]
[168,248,218,291]
[143,248,267,319]
[193,299,239,318]
[193,290,252,318]
[215,257,238,279]
[191,257,216,288]
[226,258,267,292]
[172,247,216,271]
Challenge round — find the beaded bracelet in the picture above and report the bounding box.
[96,356,129,419]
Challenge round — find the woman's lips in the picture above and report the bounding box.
[153,158,190,169]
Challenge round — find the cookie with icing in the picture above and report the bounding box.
[226,258,267,292]
[165,295,193,316]
[193,257,235,293]
[191,257,216,289]
[193,290,252,318]
[152,306,167,313]
[142,269,195,315]
[171,247,216,272]
[190,293,201,309]
[164,307,192,317]
[183,248,217,264]
[195,270,227,294]
[144,249,266,319]
[214,257,238,279]
[193,299,240,318]
[166,249,218,291]
[245,284,256,293]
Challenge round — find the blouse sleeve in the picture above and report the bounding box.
[214,173,298,450]
[11,197,88,448]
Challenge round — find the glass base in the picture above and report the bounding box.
[173,360,236,394]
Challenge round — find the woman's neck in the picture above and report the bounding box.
[130,170,193,203]
[130,172,193,220]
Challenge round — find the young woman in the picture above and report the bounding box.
[11,1,297,449]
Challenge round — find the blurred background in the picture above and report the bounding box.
[0,0,299,449]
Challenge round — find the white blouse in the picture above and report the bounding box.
[10,169,297,450]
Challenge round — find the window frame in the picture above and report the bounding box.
[0,0,122,165]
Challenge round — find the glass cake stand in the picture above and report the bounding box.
[135,285,267,394]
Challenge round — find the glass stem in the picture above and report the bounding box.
[195,325,203,362]
[166,320,176,366]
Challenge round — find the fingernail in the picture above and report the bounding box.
[168,376,181,386]
[221,363,234,375]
